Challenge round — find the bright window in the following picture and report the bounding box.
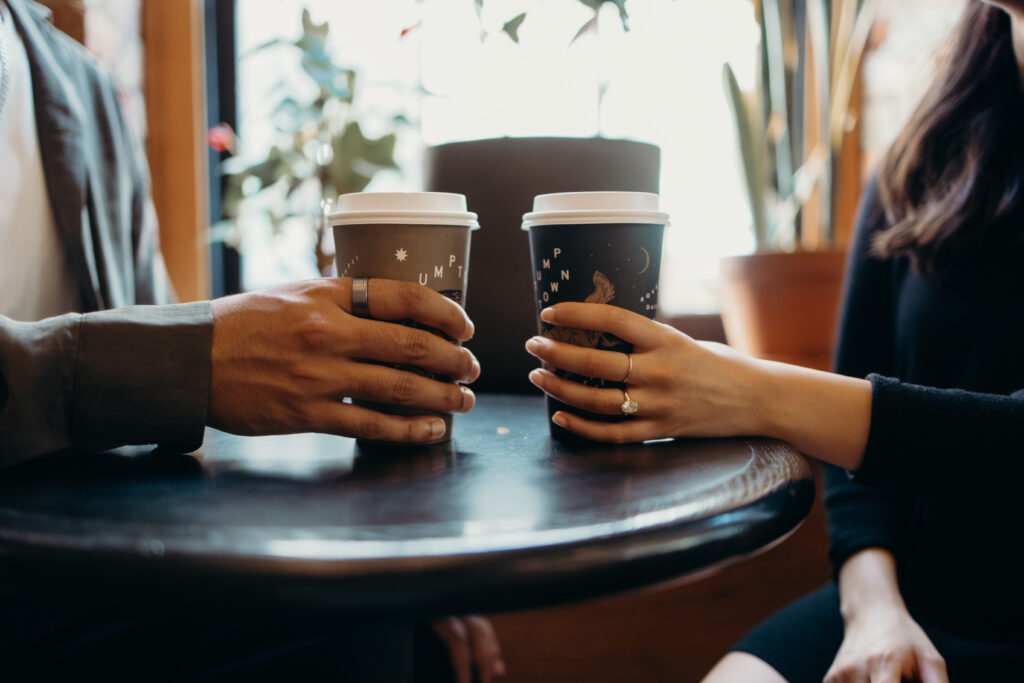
[235,0,759,313]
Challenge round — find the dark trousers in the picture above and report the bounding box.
[0,605,456,682]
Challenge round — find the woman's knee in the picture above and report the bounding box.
[702,651,789,683]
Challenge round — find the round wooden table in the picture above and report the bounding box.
[0,394,813,619]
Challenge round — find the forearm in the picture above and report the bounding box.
[0,303,212,464]
[0,314,82,462]
[837,547,907,623]
[753,359,872,471]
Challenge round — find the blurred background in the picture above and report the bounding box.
[40,0,964,679]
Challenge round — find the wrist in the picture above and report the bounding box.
[749,358,803,443]
[746,359,872,469]
[838,548,907,624]
[842,594,909,629]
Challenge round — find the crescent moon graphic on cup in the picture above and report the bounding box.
[636,247,651,275]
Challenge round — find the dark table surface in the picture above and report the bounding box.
[0,394,813,617]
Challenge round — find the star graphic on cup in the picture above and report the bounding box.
[394,248,408,262]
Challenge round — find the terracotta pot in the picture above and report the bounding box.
[719,249,847,371]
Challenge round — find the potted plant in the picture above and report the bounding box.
[719,0,879,370]
[423,1,662,393]
[211,8,405,277]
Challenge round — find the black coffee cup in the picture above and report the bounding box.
[522,192,668,440]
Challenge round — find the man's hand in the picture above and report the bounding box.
[208,278,480,442]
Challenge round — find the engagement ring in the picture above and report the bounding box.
[621,390,639,416]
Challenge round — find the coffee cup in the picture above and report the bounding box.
[522,191,668,440]
[330,192,479,444]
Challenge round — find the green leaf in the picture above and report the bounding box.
[502,12,527,43]
[328,122,399,195]
[570,15,598,45]
[241,37,283,58]
[272,97,317,131]
[575,0,629,31]
[219,179,245,220]
[239,146,286,189]
[722,63,770,247]
[761,0,794,200]
[301,8,329,40]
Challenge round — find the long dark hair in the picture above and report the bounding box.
[876,1,1024,279]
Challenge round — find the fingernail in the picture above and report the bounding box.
[460,386,475,411]
[552,412,568,428]
[430,419,446,438]
[470,357,481,381]
[528,369,544,386]
[540,307,556,323]
[525,336,548,354]
[464,319,475,340]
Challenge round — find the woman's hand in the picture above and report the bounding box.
[825,604,948,683]
[432,616,506,683]
[524,302,873,470]
[209,278,480,443]
[827,548,947,683]
[524,302,767,444]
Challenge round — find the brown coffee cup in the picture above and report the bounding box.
[330,192,479,444]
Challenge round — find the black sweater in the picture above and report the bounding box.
[824,179,1024,642]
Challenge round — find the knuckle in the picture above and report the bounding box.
[389,374,418,404]
[398,281,426,311]
[356,415,388,440]
[405,420,422,442]
[582,351,605,378]
[401,329,432,361]
[296,312,331,349]
[457,349,475,379]
[446,385,464,412]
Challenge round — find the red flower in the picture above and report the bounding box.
[207,123,236,154]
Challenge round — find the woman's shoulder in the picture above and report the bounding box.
[854,175,890,240]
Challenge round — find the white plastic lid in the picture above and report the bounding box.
[521,191,670,229]
[329,192,480,229]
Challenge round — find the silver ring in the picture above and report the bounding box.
[351,277,370,318]
[621,352,633,384]
[621,389,639,416]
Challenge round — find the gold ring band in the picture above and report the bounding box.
[621,353,633,384]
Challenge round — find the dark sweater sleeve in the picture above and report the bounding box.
[0,302,212,465]
[824,177,907,576]
[850,376,1024,491]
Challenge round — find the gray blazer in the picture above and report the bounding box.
[0,0,212,464]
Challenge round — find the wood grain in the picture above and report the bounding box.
[491,463,830,683]
[142,0,209,301]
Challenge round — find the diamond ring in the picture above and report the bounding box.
[621,390,639,416]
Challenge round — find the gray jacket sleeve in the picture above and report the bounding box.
[0,302,212,466]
